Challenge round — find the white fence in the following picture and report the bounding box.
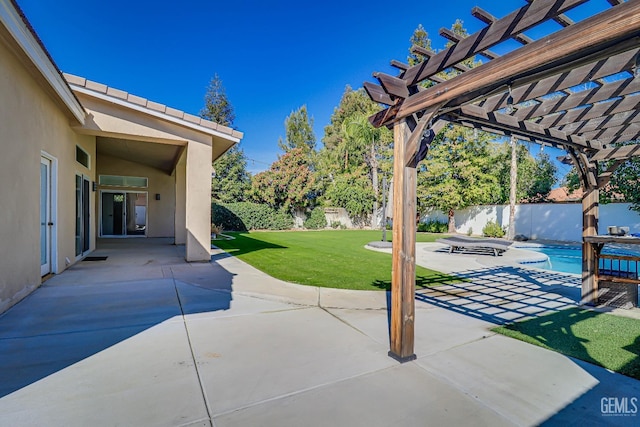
[422,203,640,242]
[323,207,354,228]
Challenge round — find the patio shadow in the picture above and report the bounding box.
[212,232,287,257]
[0,263,235,398]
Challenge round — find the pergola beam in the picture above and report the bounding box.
[363,82,394,106]
[595,131,640,147]
[390,60,409,72]
[581,123,640,143]
[480,49,639,112]
[472,6,534,45]
[524,0,575,27]
[374,73,410,99]
[453,104,601,150]
[537,95,640,129]
[389,2,640,126]
[402,0,589,86]
[512,76,639,122]
[556,110,640,135]
[439,27,500,60]
[591,144,640,161]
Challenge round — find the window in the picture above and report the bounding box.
[76,146,90,168]
[99,175,148,188]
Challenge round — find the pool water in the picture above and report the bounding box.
[518,245,640,275]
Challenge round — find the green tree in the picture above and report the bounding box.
[278,105,316,154]
[250,147,315,213]
[211,145,251,203]
[323,166,376,226]
[565,141,640,211]
[322,86,391,152]
[199,73,249,203]
[528,152,558,200]
[417,125,501,232]
[604,156,640,211]
[408,24,432,66]
[200,74,235,126]
[494,143,557,203]
[318,87,393,226]
[342,113,387,226]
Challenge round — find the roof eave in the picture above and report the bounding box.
[67,78,242,144]
[0,0,85,124]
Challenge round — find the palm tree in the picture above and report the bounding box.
[344,114,381,228]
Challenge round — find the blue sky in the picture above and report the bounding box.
[18,0,607,177]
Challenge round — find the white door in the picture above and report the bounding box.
[40,157,52,276]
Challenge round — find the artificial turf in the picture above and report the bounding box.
[213,230,460,291]
[493,307,640,380]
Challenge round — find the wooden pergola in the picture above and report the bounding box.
[364,0,640,361]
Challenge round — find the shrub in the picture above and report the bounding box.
[482,221,505,238]
[324,168,375,225]
[330,221,346,229]
[303,207,327,229]
[418,219,448,233]
[467,227,473,236]
[211,204,247,231]
[212,202,294,231]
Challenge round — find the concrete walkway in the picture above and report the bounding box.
[0,239,638,426]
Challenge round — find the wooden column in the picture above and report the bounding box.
[582,187,599,305]
[389,119,417,362]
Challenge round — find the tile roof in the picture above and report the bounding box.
[63,73,243,140]
[547,187,584,203]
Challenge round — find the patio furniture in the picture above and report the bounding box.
[583,235,640,309]
[436,235,513,257]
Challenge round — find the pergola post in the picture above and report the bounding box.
[581,187,599,305]
[389,118,417,362]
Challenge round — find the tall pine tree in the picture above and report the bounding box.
[278,105,316,154]
[200,74,250,202]
[200,74,235,126]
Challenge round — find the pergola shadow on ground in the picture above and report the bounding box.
[416,265,581,325]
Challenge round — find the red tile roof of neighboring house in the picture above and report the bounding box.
[547,187,585,203]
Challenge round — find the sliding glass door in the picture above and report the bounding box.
[75,174,90,256]
[101,191,147,237]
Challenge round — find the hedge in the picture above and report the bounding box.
[303,207,327,229]
[212,202,294,231]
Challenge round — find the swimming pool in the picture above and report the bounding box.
[516,244,640,275]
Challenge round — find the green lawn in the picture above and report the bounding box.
[494,308,640,380]
[213,230,459,291]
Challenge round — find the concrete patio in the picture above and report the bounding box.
[0,238,638,426]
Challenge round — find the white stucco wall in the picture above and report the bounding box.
[423,203,640,242]
[0,39,95,312]
[184,141,213,261]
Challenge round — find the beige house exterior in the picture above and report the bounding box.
[0,0,242,313]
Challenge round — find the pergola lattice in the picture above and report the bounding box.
[364,0,640,361]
